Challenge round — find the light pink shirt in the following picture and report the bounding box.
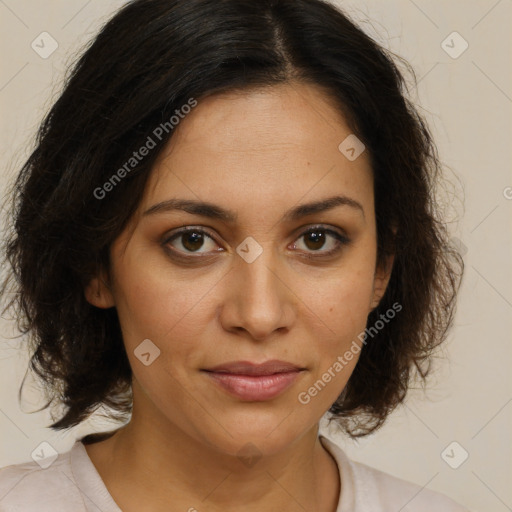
[0,434,470,511]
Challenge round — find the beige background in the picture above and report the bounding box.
[1,1,511,511]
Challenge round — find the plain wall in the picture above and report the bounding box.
[1,1,511,511]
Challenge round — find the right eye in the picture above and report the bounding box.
[162,227,224,257]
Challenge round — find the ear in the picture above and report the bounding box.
[84,272,115,309]
[369,252,395,312]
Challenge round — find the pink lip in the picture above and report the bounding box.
[203,360,305,401]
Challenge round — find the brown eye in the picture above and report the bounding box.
[181,231,205,252]
[293,226,350,257]
[164,228,221,255]
[303,230,327,251]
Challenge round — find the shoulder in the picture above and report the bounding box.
[350,459,470,511]
[0,444,84,512]
[319,435,471,512]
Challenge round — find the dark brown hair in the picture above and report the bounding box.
[1,0,464,437]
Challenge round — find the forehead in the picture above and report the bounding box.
[142,82,373,217]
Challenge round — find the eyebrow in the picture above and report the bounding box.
[143,195,365,222]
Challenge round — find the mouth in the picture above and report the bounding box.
[201,360,306,401]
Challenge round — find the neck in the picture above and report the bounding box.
[85,388,340,512]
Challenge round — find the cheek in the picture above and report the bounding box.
[304,262,375,342]
[296,279,369,411]
[296,257,375,398]
[113,264,213,406]
[332,272,374,333]
[111,254,215,357]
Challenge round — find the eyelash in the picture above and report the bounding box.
[162,225,350,261]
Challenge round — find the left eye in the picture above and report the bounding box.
[291,227,348,255]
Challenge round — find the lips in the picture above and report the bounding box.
[202,360,305,401]
[206,360,303,375]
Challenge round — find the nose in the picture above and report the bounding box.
[218,248,296,341]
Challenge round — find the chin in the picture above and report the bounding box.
[194,408,316,460]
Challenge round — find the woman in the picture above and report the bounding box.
[0,0,466,510]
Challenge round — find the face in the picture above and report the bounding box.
[86,82,393,458]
